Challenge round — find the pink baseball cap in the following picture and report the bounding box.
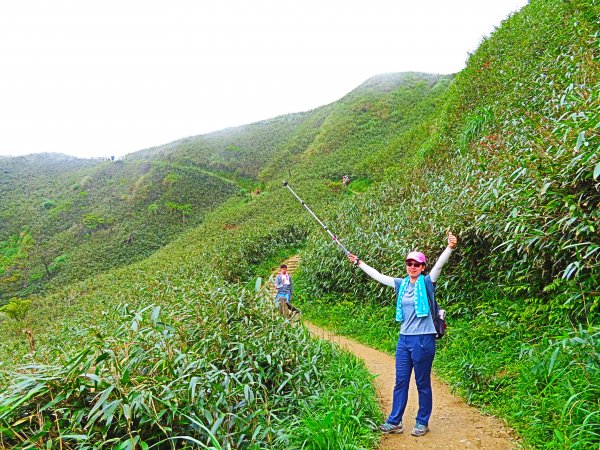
[406,251,426,264]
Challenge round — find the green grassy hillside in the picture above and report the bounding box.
[0,70,446,448]
[0,71,448,304]
[128,111,318,180]
[0,0,598,448]
[299,0,599,447]
[0,155,241,302]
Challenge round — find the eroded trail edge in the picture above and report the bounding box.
[305,322,518,449]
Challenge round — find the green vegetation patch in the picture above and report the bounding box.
[296,277,599,449]
[0,281,380,448]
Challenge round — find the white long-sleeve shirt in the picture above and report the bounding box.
[357,246,454,287]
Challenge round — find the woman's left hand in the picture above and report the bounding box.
[448,231,458,249]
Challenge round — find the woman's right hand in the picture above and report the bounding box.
[347,253,359,265]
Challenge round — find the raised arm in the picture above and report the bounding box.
[429,232,458,283]
[347,254,395,287]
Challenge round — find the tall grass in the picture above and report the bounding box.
[435,315,600,449]
[286,351,382,449]
[0,281,381,448]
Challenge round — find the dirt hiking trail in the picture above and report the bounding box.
[271,256,518,449]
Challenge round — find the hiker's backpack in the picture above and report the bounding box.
[425,279,447,339]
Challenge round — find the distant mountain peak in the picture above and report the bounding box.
[354,71,444,93]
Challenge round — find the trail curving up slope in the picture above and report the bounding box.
[272,256,519,449]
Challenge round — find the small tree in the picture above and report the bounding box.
[165,202,192,225]
[147,203,159,216]
[0,298,31,322]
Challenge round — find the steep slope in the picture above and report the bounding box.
[0,153,98,234]
[128,72,448,184]
[299,0,598,447]
[128,110,321,179]
[268,72,451,184]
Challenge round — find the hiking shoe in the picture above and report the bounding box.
[379,422,403,434]
[411,423,429,437]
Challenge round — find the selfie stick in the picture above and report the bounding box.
[282,181,350,255]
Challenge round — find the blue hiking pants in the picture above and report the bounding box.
[387,334,436,426]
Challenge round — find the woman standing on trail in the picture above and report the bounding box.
[347,232,457,437]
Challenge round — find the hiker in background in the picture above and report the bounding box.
[347,232,458,437]
[342,175,350,187]
[274,264,301,319]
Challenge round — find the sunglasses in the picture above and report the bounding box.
[406,261,423,268]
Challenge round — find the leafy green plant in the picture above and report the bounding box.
[458,107,493,155]
[286,351,381,449]
[0,283,380,448]
[41,199,56,210]
[0,298,31,322]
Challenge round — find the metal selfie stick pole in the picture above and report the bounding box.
[282,181,350,255]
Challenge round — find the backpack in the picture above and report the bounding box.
[425,280,447,339]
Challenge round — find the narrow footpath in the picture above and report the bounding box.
[270,256,518,449]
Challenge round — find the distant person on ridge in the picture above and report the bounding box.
[274,264,301,319]
[347,232,458,437]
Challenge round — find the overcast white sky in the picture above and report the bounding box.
[0,0,528,159]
